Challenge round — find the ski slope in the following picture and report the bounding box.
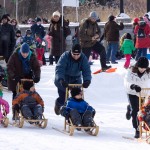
[1,58,150,150]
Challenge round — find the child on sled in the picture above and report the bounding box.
[60,87,95,130]
[12,80,44,120]
[138,95,150,128]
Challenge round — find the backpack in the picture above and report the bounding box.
[137,28,146,38]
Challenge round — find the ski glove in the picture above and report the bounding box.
[33,77,40,83]
[83,80,91,88]
[130,84,141,92]
[59,79,68,88]
[14,76,21,83]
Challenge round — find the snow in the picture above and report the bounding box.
[116,13,131,19]
[1,56,150,150]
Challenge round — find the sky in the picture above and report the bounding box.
[1,55,150,150]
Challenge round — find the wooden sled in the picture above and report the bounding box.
[12,79,48,129]
[63,84,99,136]
[13,110,48,129]
[139,88,150,144]
[0,105,9,127]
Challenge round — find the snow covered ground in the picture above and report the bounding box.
[1,57,150,150]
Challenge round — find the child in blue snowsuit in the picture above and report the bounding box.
[60,87,95,129]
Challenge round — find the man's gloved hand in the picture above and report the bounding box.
[59,79,68,88]
[33,77,40,83]
[130,84,141,92]
[82,80,91,88]
[14,76,21,83]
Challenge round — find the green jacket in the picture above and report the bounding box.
[120,39,136,54]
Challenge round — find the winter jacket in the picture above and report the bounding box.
[12,90,44,107]
[79,18,100,48]
[134,24,150,48]
[22,36,34,46]
[48,16,71,56]
[31,24,45,39]
[120,39,136,54]
[104,21,124,42]
[0,23,16,60]
[0,97,9,119]
[7,48,41,91]
[65,97,95,114]
[124,67,150,96]
[54,51,91,91]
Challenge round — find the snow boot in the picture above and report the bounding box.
[126,105,131,120]
[134,129,140,138]
[82,110,94,127]
[54,98,61,115]
[70,109,82,130]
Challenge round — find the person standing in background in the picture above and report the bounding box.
[104,15,124,64]
[48,11,71,65]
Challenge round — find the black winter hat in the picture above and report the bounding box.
[1,14,9,21]
[23,81,34,90]
[16,30,21,34]
[108,15,116,21]
[35,17,41,22]
[71,87,82,97]
[71,44,81,53]
[137,57,149,68]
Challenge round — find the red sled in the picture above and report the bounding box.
[93,68,117,74]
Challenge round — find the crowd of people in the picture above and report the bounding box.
[0,3,150,139]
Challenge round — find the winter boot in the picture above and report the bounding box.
[54,98,62,115]
[126,105,131,120]
[134,129,140,138]
[70,109,82,130]
[82,110,94,128]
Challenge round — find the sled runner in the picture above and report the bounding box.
[63,84,99,136]
[0,83,9,127]
[13,79,48,129]
[138,88,150,144]
[0,104,9,127]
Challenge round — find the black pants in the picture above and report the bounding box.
[56,88,66,106]
[49,55,60,65]
[82,42,107,68]
[127,94,139,129]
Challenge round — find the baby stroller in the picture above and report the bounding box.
[0,83,9,127]
[63,84,99,136]
[138,88,150,144]
[13,79,48,128]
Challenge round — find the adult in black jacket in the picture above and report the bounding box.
[0,14,16,62]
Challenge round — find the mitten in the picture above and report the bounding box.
[13,104,20,112]
[59,79,68,88]
[33,77,40,83]
[14,76,21,83]
[130,84,141,92]
[82,80,91,88]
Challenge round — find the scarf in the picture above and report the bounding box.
[18,50,32,75]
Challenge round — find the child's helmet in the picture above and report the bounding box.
[26,29,32,35]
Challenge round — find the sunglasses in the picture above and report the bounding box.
[72,53,80,56]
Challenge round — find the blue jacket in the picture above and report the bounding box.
[54,51,92,91]
[66,97,95,114]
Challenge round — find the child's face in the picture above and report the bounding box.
[30,86,35,92]
[74,91,83,99]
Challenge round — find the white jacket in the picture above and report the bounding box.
[124,69,150,96]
